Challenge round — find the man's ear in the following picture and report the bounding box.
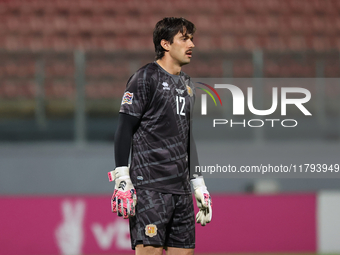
[160,39,170,52]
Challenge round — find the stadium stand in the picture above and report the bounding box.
[0,0,339,101]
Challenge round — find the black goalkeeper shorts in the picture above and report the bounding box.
[129,189,195,250]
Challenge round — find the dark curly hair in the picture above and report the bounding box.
[153,17,196,60]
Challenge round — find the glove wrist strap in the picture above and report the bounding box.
[108,166,129,182]
[191,176,206,190]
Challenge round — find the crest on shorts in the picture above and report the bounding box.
[121,91,133,105]
[145,224,157,237]
[186,85,193,97]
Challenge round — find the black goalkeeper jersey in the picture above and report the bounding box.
[119,62,195,194]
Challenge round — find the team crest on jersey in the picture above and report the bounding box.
[145,224,157,237]
[121,91,133,105]
[186,85,193,97]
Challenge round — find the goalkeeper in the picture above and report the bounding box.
[108,17,212,255]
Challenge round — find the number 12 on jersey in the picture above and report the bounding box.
[176,96,185,116]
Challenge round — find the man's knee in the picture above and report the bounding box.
[166,247,194,255]
[135,244,164,255]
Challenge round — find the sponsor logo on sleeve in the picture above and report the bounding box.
[121,92,133,105]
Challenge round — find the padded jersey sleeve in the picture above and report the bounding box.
[115,65,152,167]
[114,113,140,168]
[186,77,202,179]
[119,68,151,119]
[188,126,202,179]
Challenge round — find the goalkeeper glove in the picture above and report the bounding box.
[191,176,212,226]
[108,166,137,219]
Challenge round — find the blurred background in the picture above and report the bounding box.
[0,0,340,254]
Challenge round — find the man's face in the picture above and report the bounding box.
[167,31,195,66]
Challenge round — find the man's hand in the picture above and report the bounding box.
[191,176,212,226]
[108,166,137,219]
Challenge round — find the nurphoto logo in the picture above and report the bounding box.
[198,83,312,128]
